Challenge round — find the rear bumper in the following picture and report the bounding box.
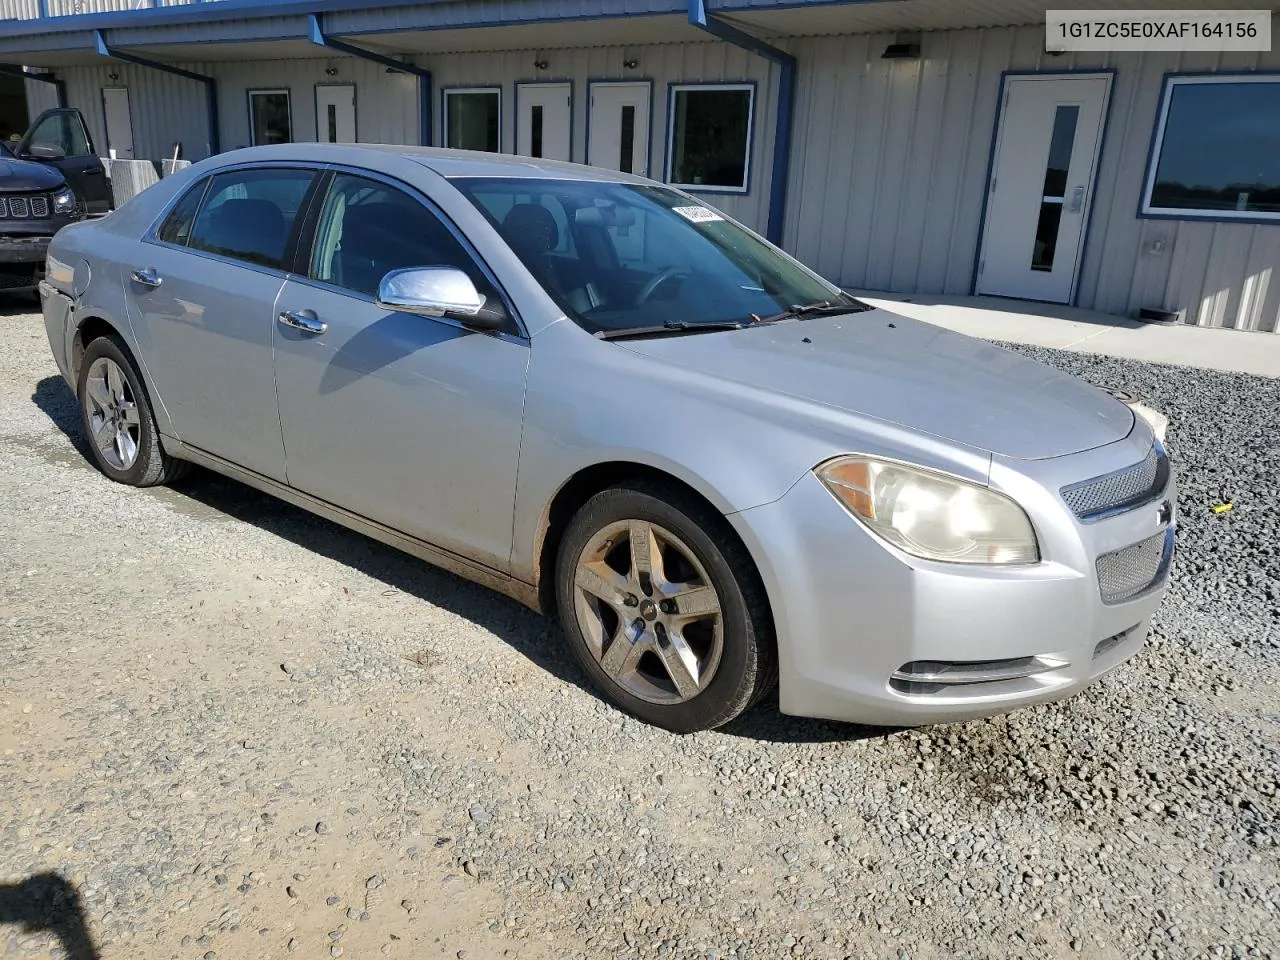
[730,447,1175,727]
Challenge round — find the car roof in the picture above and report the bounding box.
[204,142,652,186]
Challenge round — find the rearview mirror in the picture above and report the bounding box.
[25,142,66,160]
[376,266,502,330]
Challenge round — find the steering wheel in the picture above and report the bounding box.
[636,266,690,306]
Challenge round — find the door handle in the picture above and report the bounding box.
[1069,184,1086,213]
[84,166,105,175]
[130,267,162,288]
[278,309,327,335]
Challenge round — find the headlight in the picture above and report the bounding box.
[52,187,78,215]
[817,457,1039,565]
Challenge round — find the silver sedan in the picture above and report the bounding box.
[40,144,1175,732]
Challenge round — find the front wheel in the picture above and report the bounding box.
[555,482,776,733]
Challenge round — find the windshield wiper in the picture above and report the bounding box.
[594,319,755,341]
[751,298,871,325]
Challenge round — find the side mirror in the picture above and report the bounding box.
[376,266,503,331]
[26,142,66,160]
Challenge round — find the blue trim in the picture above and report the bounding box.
[95,30,219,154]
[440,85,503,153]
[0,65,67,108]
[1136,71,1280,226]
[687,0,793,244]
[36,0,49,18]
[583,78,656,177]
[513,79,574,162]
[970,69,1116,302]
[662,80,756,196]
[308,13,432,146]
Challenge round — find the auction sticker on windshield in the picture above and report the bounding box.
[672,205,724,223]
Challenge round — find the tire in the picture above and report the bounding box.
[555,481,777,733]
[76,334,189,487]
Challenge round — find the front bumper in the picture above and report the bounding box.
[730,435,1175,727]
[0,233,51,264]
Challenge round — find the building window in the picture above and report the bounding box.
[1141,75,1280,221]
[249,89,292,146]
[666,83,754,194]
[445,88,501,152]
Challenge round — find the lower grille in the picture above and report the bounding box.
[1096,528,1173,604]
[890,655,1066,695]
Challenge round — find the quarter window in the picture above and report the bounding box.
[187,168,315,269]
[444,89,501,152]
[1142,75,1280,221]
[157,179,208,246]
[308,173,498,306]
[666,84,754,193]
[249,89,293,146]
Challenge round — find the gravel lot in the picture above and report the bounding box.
[1,302,1277,960]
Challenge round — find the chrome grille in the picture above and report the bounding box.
[29,196,49,217]
[1096,529,1173,605]
[0,194,52,219]
[8,196,29,218]
[1062,443,1164,520]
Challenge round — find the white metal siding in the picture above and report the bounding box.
[24,75,61,116]
[0,0,41,19]
[427,40,776,229]
[785,23,1280,332]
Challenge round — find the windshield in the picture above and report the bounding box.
[451,177,856,335]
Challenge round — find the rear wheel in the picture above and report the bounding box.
[555,482,776,732]
[76,335,188,487]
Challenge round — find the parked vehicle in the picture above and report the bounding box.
[39,144,1176,732]
[0,139,83,292]
[13,108,112,216]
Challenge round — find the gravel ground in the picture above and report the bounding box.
[1,303,1277,960]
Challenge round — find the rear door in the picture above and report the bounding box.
[18,108,111,214]
[123,165,322,481]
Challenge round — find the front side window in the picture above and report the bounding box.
[249,89,293,146]
[445,89,501,152]
[26,110,93,157]
[309,172,499,309]
[455,177,849,336]
[666,85,754,193]
[1142,75,1280,220]
[187,167,315,268]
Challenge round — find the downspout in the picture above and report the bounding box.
[94,30,219,155]
[308,14,432,147]
[0,64,67,108]
[687,0,794,246]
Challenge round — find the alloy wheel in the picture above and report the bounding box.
[572,519,724,704]
[83,356,141,471]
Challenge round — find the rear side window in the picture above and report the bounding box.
[187,168,316,269]
[157,180,208,246]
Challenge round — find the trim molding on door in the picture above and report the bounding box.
[972,69,1117,305]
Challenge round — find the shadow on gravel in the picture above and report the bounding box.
[0,873,100,960]
[0,292,40,316]
[30,375,892,745]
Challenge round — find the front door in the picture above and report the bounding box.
[976,74,1111,303]
[17,108,111,214]
[273,171,528,570]
[587,81,650,177]
[102,87,134,159]
[516,82,571,162]
[315,84,356,144]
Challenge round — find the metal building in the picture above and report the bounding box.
[2,0,1278,332]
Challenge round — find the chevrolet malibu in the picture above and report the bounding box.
[39,144,1175,733]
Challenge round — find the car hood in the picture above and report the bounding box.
[0,157,65,192]
[616,308,1134,460]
